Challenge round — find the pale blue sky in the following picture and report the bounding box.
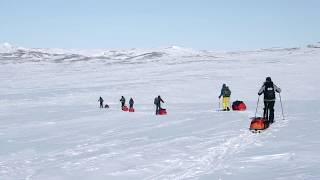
[1,0,319,50]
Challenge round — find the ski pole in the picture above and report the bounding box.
[218,97,221,110]
[254,96,260,118]
[279,93,285,120]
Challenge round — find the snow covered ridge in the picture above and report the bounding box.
[0,43,214,64]
[307,42,320,48]
[1,42,320,64]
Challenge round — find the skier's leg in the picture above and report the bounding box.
[226,97,230,111]
[266,101,270,121]
[263,101,268,119]
[222,97,227,110]
[269,101,275,123]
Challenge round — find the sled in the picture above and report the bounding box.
[249,117,269,133]
[129,108,135,112]
[158,109,167,115]
[122,105,128,111]
[232,101,247,111]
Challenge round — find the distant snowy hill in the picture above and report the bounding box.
[307,42,320,48]
[0,43,320,180]
[0,43,213,63]
[1,42,319,64]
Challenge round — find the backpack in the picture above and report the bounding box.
[224,87,231,97]
[129,99,134,105]
[264,82,275,100]
[154,98,158,105]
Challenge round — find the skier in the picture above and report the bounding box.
[258,77,281,123]
[129,97,134,109]
[218,84,231,111]
[120,96,126,109]
[98,96,104,108]
[154,95,164,115]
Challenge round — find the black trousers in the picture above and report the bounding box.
[156,104,161,114]
[129,104,133,108]
[121,102,125,107]
[263,101,275,123]
[100,102,103,108]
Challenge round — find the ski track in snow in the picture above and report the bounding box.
[145,116,288,180]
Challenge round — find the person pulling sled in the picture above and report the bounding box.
[98,96,104,108]
[258,77,281,123]
[129,97,135,112]
[129,98,134,109]
[154,95,165,115]
[218,84,231,111]
[120,96,127,110]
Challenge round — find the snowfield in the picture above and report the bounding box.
[0,43,320,180]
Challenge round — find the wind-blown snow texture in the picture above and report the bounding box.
[0,43,320,180]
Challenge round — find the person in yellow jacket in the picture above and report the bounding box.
[218,84,231,111]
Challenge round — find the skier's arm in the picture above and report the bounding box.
[274,84,281,93]
[258,85,265,95]
[160,98,164,103]
[218,89,223,98]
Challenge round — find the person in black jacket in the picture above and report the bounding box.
[154,95,164,115]
[120,96,126,108]
[98,96,104,108]
[258,77,281,123]
[129,98,134,109]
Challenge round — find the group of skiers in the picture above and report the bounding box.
[119,96,135,109]
[98,77,282,121]
[219,77,281,123]
[98,95,165,115]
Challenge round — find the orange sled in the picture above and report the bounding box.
[158,109,167,115]
[249,117,269,132]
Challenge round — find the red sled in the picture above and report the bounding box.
[158,109,167,115]
[122,106,128,111]
[249,117,269,132]
[232,100,247,111]
[129,108,135,112]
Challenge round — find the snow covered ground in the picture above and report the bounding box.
[0,43,320,180]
